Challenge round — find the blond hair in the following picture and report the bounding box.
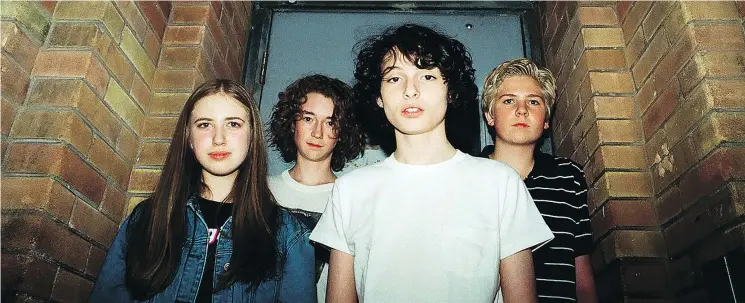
[481,58,556,120]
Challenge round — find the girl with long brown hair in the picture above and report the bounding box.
[90,79,316,302]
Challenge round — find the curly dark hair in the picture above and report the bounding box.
[352,24,480,154]
[269,74,364,171]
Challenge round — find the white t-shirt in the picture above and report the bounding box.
[268,169,332,303]
[310,150,554,303]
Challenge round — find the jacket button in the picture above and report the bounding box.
[223,262,230,271]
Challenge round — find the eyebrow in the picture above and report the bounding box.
[193,117,246,122]
[499,93,544,99]
[301,110,335,120]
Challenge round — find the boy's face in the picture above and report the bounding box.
[377,50,448,136]
[294,92,338,164]
[485,75,548,147]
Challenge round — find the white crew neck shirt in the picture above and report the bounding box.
[310,150,553,303]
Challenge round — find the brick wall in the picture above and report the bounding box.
[1,1,252,301]
[540,1,745,301]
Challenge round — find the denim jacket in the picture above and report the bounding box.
[89,196,316,303]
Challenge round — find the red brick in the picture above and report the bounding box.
[632,30,670,88]
[593,96,635,119]
[617,1,633,23]
[26,79,121,143]
[738,1,745,18]
[31,50,109,95]
[650,24,696,91]
[641,2,673,41]
[591,198,657,241]
[680,1,740,21]
[1,21,41,72]
[60,148,108,205]
[6,144,103,207]
[50,269,94,303]
[159,46,203,68]
[689,23,745,51]
[138,141,169,166]
[10,109,93,155]
[678,147,745,204]
[36,216,90,272]
[664,180,745,255]
[1,53,31,105]
[621,1,653,43]
[142,116,179,139]
[171,4,210,24]
[143,26,161,64]
[128,168,161,193]
[101,183,127,222]
[89,136,131,188]
[40,1,57,15]
[2,99,17,135]
[157,1,172,18]
[602,230,666,261]
[206,7,227,59]
[153,69,198,91]
[17,256,58,300]
[620,259,671,297]
[163,25,206,45]
[578,6,618,26]
[4,143,65,175]
[1,214,42,251]
[130,74,151,110]
[642,81,679,139]
[589,72,634,94]
[70,200,118,245]
[136,1,166,39]
[86,245,107,277]
[116,126,140,164]
[112,0,149,41]
[1,177,75,223]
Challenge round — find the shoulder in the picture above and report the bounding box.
[538,152,585,176]
[334,160,390,187]
[460,153,522,179]
[275,208,312,250]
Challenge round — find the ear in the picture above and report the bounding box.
[484,111,495,126]
[543,120,549,130]
[376,97,383,108]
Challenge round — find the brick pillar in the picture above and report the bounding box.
[540,1,745,302]
[129,1,252,211]
[1,1,166,301]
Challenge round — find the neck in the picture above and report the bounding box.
[201,171,238,203]
[490,140,536,180]
[289,157,336,186]
[393,122,456,165]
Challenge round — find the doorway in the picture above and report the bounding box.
[244,2,546,175]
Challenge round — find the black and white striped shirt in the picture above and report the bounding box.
[480,148,593,302]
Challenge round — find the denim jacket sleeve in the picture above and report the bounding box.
[89,213,135,303]
[278,216,317,303]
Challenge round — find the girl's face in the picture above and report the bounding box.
[189,93,251,181]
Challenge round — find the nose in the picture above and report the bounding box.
[516,100,528,116]
[403,79,419,99]
[311,121,323,139]
[213,126,226,145]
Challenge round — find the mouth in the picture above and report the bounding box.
[512,123,529,128]
[402,106,424,118]
[307,143,322,148]
[208,151,231,160]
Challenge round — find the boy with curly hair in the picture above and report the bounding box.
[479,58,597,302]
[310,24,553,303]
[268,74,365,303]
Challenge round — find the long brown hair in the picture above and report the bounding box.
[124,79,280,299]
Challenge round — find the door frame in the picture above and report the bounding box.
[242,1,548,153]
